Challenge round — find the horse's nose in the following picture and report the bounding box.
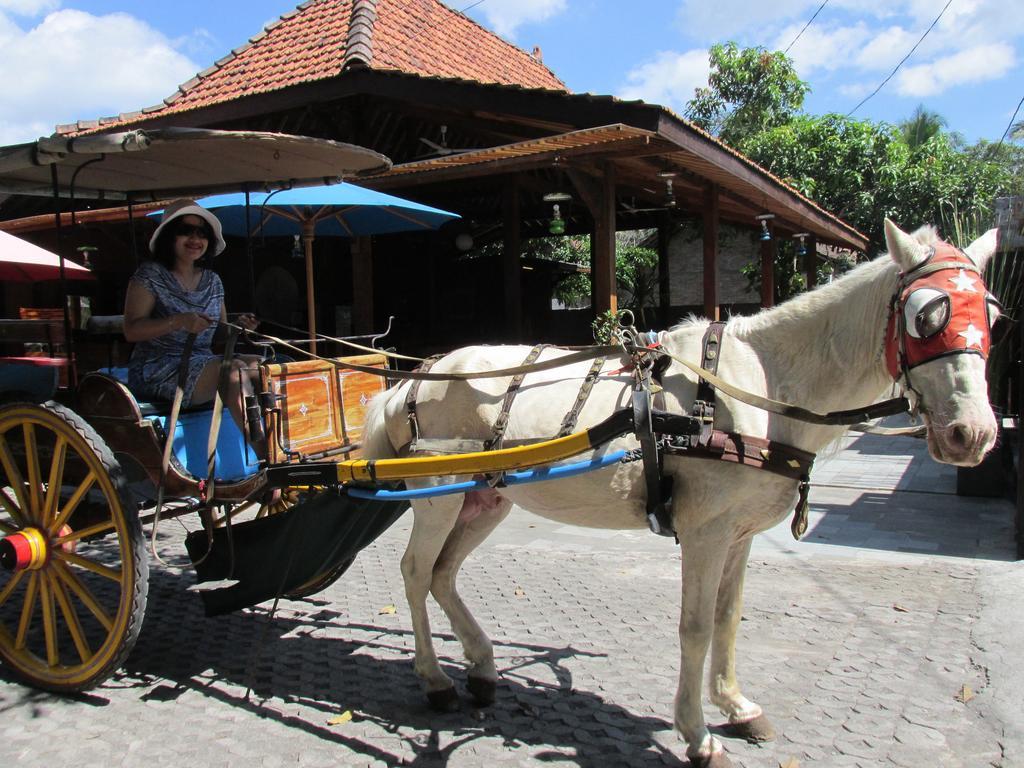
[948,421,996,456]
[948,423,972,451]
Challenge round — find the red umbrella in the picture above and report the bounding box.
[0,229,93,282]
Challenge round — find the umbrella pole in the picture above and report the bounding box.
[303,222,316,354]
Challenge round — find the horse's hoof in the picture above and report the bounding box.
[426,686,460,712]
[466,675,496,707]
[689,750,733,768]
[723,714,776,743]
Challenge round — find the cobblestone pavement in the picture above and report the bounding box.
[1,432,1020,767]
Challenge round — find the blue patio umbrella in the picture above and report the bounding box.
[192,183,460,346]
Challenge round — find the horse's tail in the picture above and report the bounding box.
[361,384,401,459]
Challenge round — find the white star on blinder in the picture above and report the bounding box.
[958,323,985,348]
[949,269,978,293]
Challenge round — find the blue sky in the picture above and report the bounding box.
[0,0,1020,146]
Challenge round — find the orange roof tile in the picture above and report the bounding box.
[58,0,566,134]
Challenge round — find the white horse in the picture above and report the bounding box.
[361,220,999,767]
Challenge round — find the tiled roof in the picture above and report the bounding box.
[57,0,566,134]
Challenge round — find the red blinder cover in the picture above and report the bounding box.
[885,248,991,379]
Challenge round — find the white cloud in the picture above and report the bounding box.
[0,0,58,15]
[895,42,1016,97]
[675,0,815,41]
[0,8,200,144]
[854,25,917,71]
[477,0,567,39]
[779,22,873,75]
[618,49,710,113]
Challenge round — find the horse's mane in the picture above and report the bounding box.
[665,225,939,418]
[725,225,940,370]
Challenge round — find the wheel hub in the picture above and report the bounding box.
[0,528,49,572]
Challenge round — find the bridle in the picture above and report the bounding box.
[884,241,998,410]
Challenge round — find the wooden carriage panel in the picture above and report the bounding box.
[261,353,388,463]
[336,353,388,448]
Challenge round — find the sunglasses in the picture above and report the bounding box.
[174,223,212,240]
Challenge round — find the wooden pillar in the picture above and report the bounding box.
[657,212,671,328]
[760,223,776,308]
[804,235,818,291]
[593,163,617,316]
[352,235,373,334]
[502,177,523,339]
[702,184,719,320]
[303,222,317,353]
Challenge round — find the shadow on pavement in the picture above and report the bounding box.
[110,568,689,767]
[803,489,1016,560]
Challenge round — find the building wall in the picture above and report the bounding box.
[668,224,761,309]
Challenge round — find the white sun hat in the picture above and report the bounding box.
[149,198,227,256]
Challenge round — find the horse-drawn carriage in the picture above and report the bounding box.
[0,127,1003,768]
[0,129,411,690]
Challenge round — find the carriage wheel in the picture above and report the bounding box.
[0,402,148,692]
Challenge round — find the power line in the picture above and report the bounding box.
[846,0,954,118]
[994,93,1024,151]
[784,0,830,55]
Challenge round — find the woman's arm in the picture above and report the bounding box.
[123,281,212,342]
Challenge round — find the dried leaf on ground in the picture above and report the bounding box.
[955,684,975,703]
[327,710,353,725]
[378,604,397,615]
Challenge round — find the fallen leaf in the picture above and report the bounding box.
[955,684,975,703]
[378,604,397,615]
[893,604,909,613]
[327,710,353,726]
[779,758,800,768]
[514,586,526,597]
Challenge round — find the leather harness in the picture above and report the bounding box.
[401,327,821,543]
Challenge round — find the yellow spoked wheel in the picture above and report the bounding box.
[0,402,148,692]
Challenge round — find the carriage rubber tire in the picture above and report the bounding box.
[0,401,148,692]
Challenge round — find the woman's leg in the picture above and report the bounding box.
[190,357,266,460]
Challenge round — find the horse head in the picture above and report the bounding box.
[883,218,1000,466]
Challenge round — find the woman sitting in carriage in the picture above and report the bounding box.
[122,199,266,459]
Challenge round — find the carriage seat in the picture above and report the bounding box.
[80,368,259,481]
[99,367,213,417]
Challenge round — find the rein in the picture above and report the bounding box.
[237,322,908,428]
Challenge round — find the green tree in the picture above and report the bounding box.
[899,105,948,151]
[741,113,1012,259]
[527,234,659,324]
[686,42,809,147]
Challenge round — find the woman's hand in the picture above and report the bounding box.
[236,312,259,331]
[175,312,215,334]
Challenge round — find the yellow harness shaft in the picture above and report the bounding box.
[337,428,598,482]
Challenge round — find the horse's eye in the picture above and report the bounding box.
[904,288,950,339]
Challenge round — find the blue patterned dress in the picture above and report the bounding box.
[127,261,224,406]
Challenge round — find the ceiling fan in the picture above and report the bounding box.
[621,172,678,214]
[418,125,473,158]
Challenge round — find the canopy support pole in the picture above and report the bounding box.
[303,221,317,354]
[50,165,77,394]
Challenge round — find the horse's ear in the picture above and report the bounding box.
[962,228,998,270]
[884,218,928,271]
